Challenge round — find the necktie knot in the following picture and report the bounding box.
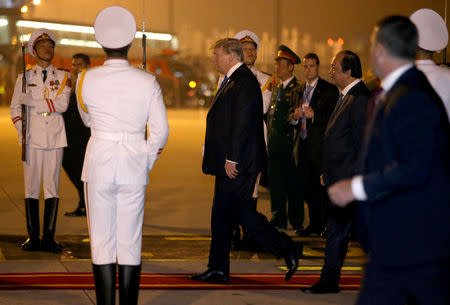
[219,75,228,89]
[42,70,47,83]
[304,84,313,103]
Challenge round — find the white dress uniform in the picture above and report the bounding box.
[410,9,450,120]
[416,60,450,119]
[10,64,70,199]
[77,60,169,265]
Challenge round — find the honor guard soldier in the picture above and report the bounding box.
[410,8,450,119]
[76,6,169,305]
[10,28,70,253]
[267,45,304,230]
[218,30,273,250]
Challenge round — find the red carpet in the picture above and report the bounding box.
[0,273,360,290]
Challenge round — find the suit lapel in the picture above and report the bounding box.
[325,94,353,134]
[210,77,232,109]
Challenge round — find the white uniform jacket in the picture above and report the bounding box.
[416,59,450,119]
[10,65,70,148]
[76,59,169,185]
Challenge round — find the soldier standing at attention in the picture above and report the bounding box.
[10,28,71,253]
[267,45,303,231]
[76,6,169,305]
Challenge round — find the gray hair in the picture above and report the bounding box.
[213,38,244,62]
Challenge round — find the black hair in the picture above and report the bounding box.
[375,15,418,60]
[103,44,131,58]
[72,53,91,65]
[304,53,320,66]
[339,50,362,78]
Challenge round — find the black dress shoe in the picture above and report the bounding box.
[41,238,62,253]
[301,281,340,294]
[21,238,41,251]
[296,226,321,237]
[65,207,86,217]
[190,269,229,283]
[284,243,302,281]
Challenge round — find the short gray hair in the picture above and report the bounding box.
[213,38,244,62]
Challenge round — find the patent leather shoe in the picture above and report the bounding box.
[301,281,340,294]
[190,269,229,283]
[21,238,41,251]
[284,243,302,281]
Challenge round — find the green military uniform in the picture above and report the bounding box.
[267,76,304,229]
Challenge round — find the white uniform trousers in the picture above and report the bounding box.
[85,180,145,265]
[24,147,63,199]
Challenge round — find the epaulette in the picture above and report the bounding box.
[57,68,70,72]
[26,67,32,72]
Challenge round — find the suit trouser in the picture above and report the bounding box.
[320,204,354,285]
[85,180,145,265]
[24,147,63,199]
[63,145,87,205]
[301,160,328,232]
[267,151,304,228]
[208,174,295,273]
[356,260,450,305]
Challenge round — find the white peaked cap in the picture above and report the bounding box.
[28,28,56,56]
[234,30,259,50]
[410,8,448,51]
[94,6,137,49]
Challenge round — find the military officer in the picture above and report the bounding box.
[218,30,272,249]
[76,6,169,305]
[267,45,303,230]
[10,28,70,253]
[410,8,450,119]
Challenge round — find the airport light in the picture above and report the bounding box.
[0,18,8,27]
[17,20,173,41]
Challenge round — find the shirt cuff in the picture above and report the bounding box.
[225,159,237,164]
[351,175,368,201]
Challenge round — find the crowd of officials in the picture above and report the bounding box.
[9,4,450,305]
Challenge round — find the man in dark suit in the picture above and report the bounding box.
[63,53,91,217]
[292,53,339,237]
[301,50,369,294]
[191,38,301,283]
[328,16,450,305]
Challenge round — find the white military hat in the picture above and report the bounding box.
[234,30,259,50]
[28,28,56,56]
[94,6,136,49]
[410,8,448,51]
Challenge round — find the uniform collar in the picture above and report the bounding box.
[35,64,54,73]
[281,75,294,88]
[104,59,130,66]
[415,59,436,66]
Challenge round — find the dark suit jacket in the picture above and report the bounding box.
[357,67,450,266]
[202,64,266,177]
[322,80,370,186]
[293,77,339,167]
